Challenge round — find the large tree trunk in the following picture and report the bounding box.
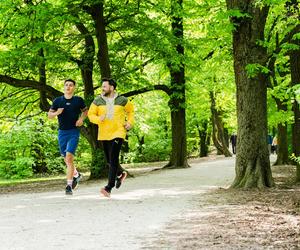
[210,91,232,157]
[165,0,188,169]
[90,141,107,179]
[73,15,107,179]
[273,98,289,165]
[288,0,300,180]
[226,1,274,188]
[290,41,300,182]
[78,4,115,178]
[88,3,111,78]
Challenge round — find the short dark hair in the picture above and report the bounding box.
[102,78,117,89]
[64,79,76,85]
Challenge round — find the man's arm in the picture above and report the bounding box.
[87,103,101,124]
[48,108,64,119]
[75,108,88,127]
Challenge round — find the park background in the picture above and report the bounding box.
[0,0,299,189]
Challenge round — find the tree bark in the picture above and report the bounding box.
[290,41,300,182]
[210,91,232,157]
[226,1,274,188]
[165,0,188,169]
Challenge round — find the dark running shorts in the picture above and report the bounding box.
[58,128,80,157]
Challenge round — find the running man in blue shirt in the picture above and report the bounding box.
[48,79,88,195]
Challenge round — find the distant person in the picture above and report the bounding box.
[88,78,134,198]
[272,136,278,154]
[267,134,273,155]
[48,79,87,195]
[230,133,237,154]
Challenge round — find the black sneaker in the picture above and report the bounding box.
[116,171,127,189]
[72,172,82,190]
[65,185,73,195]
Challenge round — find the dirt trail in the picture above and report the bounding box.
[0,157,235,250]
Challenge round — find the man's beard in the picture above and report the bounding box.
[103,90,112,96]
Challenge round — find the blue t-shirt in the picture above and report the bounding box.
[50,96,87,130]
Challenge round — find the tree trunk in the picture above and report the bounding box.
[72,17,108,179]
[226,1,274,188]
[166,100,188,168]
[273,98,289,165]
[165,0,188,169]
[73,19,95,100]
[38,48,50,111]
[290,40,300,182]
[80,125,107,178]
[74,6,117,178]
[90,142,107,179]
[210,91,232,157]
[224,128,229,148]
[88,3,111,78]
[120,135,129,163]
[197,121,209,157]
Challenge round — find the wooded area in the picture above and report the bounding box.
[0,0,300,188]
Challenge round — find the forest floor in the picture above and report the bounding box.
[142,159,300,249]
[0,155,299,249]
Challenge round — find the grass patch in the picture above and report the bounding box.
[0,175,66,187]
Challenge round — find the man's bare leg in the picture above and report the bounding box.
[65,152,75,192]
[64,155,78,178]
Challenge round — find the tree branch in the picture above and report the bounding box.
[18,110,44,121]
[16,98,39,119]
[266,16,279,43]
[122,84,171,97]
[0,75,62,99]
[274,24,300,55]
[0,89,33,102]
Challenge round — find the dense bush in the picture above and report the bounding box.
[123,137,171,163]
[0,123,35,179]
[0,120,65,179]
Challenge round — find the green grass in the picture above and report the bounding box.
[0,175,65,187]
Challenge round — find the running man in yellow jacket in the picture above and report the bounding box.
[88,78,134,197]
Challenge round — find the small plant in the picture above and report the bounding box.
[290,153,300,164]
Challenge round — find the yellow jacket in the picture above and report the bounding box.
[88,94,134,141]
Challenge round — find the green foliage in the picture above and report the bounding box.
[245,63,270,78]
[0,123,34,179]
[290,154,300,164]
[123,91,171,163]
[226,9,252,19]
[293,84,300,103]
[0,119,65,179]
[0,0,297,181]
